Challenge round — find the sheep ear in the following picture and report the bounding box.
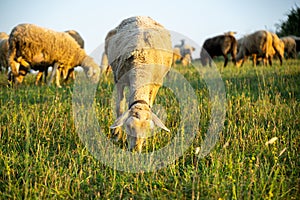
[151,112,170,132]
[110,110,130,129]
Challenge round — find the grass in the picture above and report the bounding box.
[0,59,299,199]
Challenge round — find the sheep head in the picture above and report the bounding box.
[81,56,100,83]
[110,101,169,153]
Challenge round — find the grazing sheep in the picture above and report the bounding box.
[173,40,195,66]
[0,32,9,72]
[35,29,85,85]
[200,33,237,67]
[280,36,297,59]
[180,44,195,66]
[236,30,273,67]
[105,16,173,152]
[8,23,100,86]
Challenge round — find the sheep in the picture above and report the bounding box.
[280,36,297,59]
[180,44,195,66]
[173,40,195,66]
[0,32,9,72]
[105,16,173,152]
[237,31,285,67]
[200,33,237,67]
[8,23,100,86]
[35,29,85,85]
[236,30,273,67]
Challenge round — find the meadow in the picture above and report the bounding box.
[0,59,299,199]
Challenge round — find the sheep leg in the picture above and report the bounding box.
[231,52,236,66]
[64,68,75,84]
[48,63,59,86]
[268,56,272,66]
[15,66,29,84]
[278,55,283,66]
[68,68,75,81]
[223,55,228,67]
[35,71,44,85]
[44,67,48,84]
[252,54,257,67]
[111,84,126,142]
[55,68,62,88]
[209,58,212,67]
[112,83,126,142]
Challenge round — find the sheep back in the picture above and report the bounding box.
[105,16,173,86]
[236,30,272,61]
[202,34,237,58]
[8,23,87,70]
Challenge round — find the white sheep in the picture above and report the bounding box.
[105,16,173,152]
[174,39,195,66]
[8,23,100,86]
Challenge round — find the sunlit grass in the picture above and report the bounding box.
[0,60,299,199]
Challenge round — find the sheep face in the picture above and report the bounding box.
[126,104,152,152]
[81,57,100,83]
[111,103,169,153]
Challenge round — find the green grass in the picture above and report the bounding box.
[0,60,299,199]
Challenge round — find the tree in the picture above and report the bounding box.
[276,5,300,37]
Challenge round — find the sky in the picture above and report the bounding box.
[1,0,299,61]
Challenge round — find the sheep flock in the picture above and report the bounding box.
[0,17,299,86]
[0,16,300,152]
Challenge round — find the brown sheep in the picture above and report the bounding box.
[280,36,297,59]
[35,29,85,85]
[200,33,237,67]
[8,23,100,86]
[236,30,273,67]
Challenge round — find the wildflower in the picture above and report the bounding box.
[265,137,278,146]
[195,147,200,155]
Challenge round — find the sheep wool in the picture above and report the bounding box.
[105,16,173,92]
[0,32,9,71]
[8,23,99,84]
[105,16,173,152]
